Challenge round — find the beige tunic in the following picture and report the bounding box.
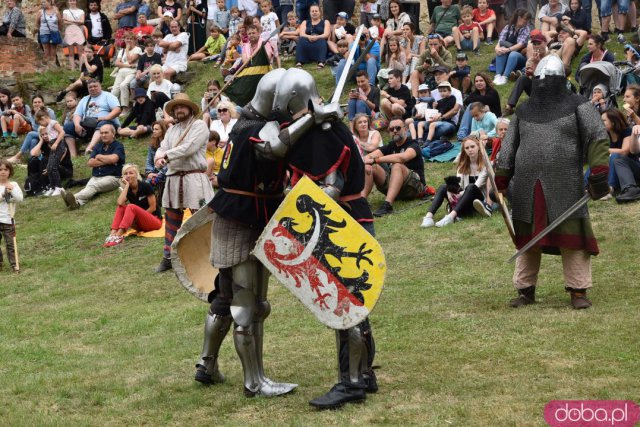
[156,118,214,209]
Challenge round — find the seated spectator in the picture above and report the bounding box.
[613,126,640,203]
[56,45,104,101]
[209,100,238,144]
[591,84,614,113]
[377,36,405,86]
[219,33,242,70]
[488,117,510,163]
[452,6,482,55]
[85,0,113,46]
[577,34,614,77]
[1,0,27,38]
[280,11,300,56]
[64,79,121,157]
[147,64,173,111]
[428,0,461,48]
[368,13,384,41]
[111,31,143,115]
[431,66,463,129]
[0,89,11,116]
[493,9,531,86]
[328,11,355,54]
[473,0,496,44]
[118,88,156,138]
[62,93,79,128]
[158,11,175,36]
[25,127,73,196]
[420,135,492,228]
[189,25,226,62]
[327,38,349,78]
[419,81,458,144]
[145,121,168,193]
[503,58,537,116]
[61,124,125,210]
[30,111,71,197]
[242,23,274,64]
[352,113,383,155]
[469,101,498,138]
[380,69,414,120]
[380,0,412,56]
[363,117,426,217]
[201,80,230,125]
[8,95,57,164]
[409,35,455,99]
[450,52,472,95]
[295,4,330,68]
[562,0,590,32]
[133,13,155,39]
[334,28,380,85]
[458,71,501,139]
[158,0,183,21]
[1,95,32,140]
[546,24,588,69]
[205,130,225,187]
[102,163,162,247]
[538,0,566,37]
[401,23,424,80]
[114,0,139,30]
[623,85,640,127]
[347,70,380,122]
[159,20,189,79]
[130,38,163,92]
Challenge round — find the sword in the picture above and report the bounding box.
[346,39,375,82]
[331,25,365,104]
[507,193,591,263]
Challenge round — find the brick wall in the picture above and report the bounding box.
[0,37,46,77]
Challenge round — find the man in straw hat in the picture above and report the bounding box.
[154,93,214,273]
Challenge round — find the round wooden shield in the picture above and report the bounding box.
[171,207,218,302]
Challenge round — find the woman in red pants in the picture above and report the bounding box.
[103,163,162,247]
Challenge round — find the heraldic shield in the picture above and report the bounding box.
[252,176,386,330]
[171,207,219,302]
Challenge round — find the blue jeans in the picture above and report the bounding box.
[63,119,119,139]
[495,51,526,76]
[432,121,457,140]
[600,0,628,16]
[457,105,473,140]
[20,130,40,155]
[584,153,622,190]
[348,99,372,121]
[335,57,379,86]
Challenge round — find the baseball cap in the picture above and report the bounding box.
[437,81,452,89]
[530,29,546,44]
[336,11,349,19]
[134,87,147,99]
[456,52,468,60]
[433,65,450,74]
[372,13,381,20]
[418,84,430,92]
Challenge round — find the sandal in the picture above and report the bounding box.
[316,62,325,69]
[296,62,303,68]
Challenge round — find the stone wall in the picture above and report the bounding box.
[0,36,46,78]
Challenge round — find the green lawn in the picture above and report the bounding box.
[1,42,639,426]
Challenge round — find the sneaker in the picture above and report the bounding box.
[421,216,435,228]
[373,201,393,217]
[50,187,63,197]
[493,74,502,83]
[485,38,493,45]
[103,235,116,247]
[495,75,507,86]
[435,214,454,227]
[616,185,640,203]
[43,187,54,196]
[473,48,481,56]
[473,199,493,217]
[617,32,626,43]
[104,235,124,247]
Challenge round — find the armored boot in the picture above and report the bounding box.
[568,288,592,309]
[194,312,232,385]
[509,286,536,308]
[253,317,298,393]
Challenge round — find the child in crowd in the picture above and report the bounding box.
[260,0,281,68]
[228,6,242,36]
[238,0,258,17]
[205,130,225,187]
[419,81,458,143]
[1,96,32,140]
[327,39,349,77]
[189,26,227,62]
[450,52,472,95]
[62,94,79,128]
[591,84,613,113]
[132,37,163,90]
[377,36,406,87]
[30,112,70,197]
[0,159,23,273]
[214,0,231,35]
[469,101,497,137]
[145,121,168,185]
[152,29,165,56]
[473,0,496,44]
[368,13,384,41]
[220,33,242,70]
[280,11,299,56]
[279,0,294,26]
[452,6,482,55]
[407,84,437,140]
[0,89,11,115]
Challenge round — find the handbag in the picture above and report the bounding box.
[79,96,99,133]
[42,7,63,45]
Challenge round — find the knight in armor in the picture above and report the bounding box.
[194,69,317,397]
[495,55,610,309]
[272,68,378,410]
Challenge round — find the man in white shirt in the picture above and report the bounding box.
[159,20,189,79]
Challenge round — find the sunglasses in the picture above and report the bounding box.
[427,34,440,40]
[389,126,404,132]
[217,108,229,113]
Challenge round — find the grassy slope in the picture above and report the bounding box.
[1,43,639,426]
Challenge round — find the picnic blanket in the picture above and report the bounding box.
[123,209,193,238]
[427,141,461,163]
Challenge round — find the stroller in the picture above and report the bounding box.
[576,61,623,108]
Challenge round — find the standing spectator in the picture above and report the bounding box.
[295,4,330,68]
[380,69,413,120]
[61,124,125,210]
[228,6,242,36]
[363,116,426,216]
[85,0,112,46]
[492,9,531,86]
[131,38,163,92]
[563,0,590,32]
[160,20,190,79]
[1,95,32,140]
[64,79,121,157]
[601,0,628,42]
[158,0,184,21]
[1,0,27,38]
[118,88,156,138]
[36,0,63,67]
[62,0,86,70]
[348,70,380,122]
[111,32,143,115]
[102,164,162,248]
[359,0,380,28]
[0,159,22,273]
[429,0,461,48]
[28,126,73,196]
[380,0,411,58]
[279,0,294,26]
[114,0,139,30]
[238,0,258,17]
[213,0,231,35]
[185,0,208,54]
[153,93,214,273]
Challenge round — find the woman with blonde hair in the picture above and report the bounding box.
[209,99,238,144]
[103,163,162,247]
[352,113,382,155]
[421,135,494,228]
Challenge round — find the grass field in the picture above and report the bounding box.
[1,41,639,426]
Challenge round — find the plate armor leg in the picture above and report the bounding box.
[195,311,232,384]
